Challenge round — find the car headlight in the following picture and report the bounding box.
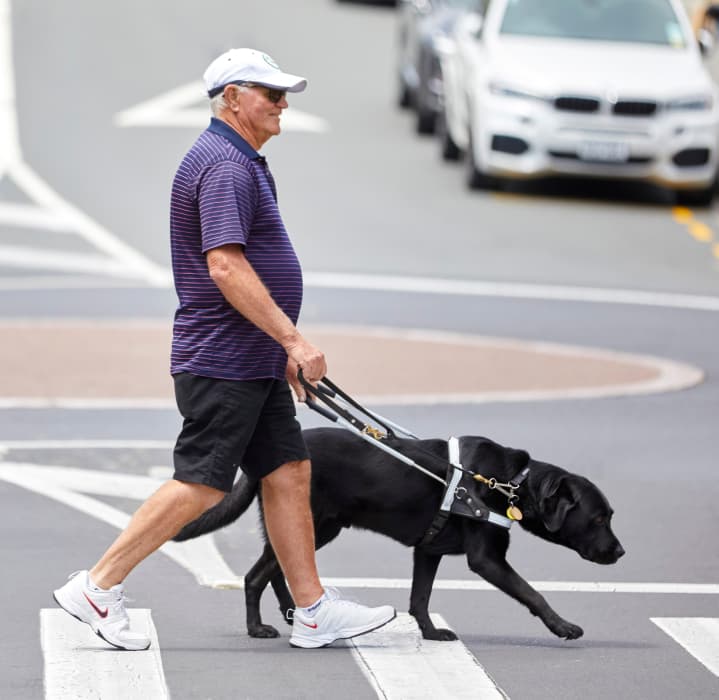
[488,81,548,103]
[665,94,713,111]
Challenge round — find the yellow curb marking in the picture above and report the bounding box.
[671,206,717,259]
[688,221,714,242]
[672,206,694,224]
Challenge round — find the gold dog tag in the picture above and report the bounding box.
[506,505,523,521]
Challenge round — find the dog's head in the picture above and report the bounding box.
[525,465,625,565]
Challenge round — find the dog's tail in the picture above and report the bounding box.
[173,475,259,542]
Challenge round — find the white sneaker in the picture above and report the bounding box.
[290,587,396,649]
[53,570,151,651]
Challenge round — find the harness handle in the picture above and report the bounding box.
[297,370,398,438]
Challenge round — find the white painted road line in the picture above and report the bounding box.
[1,461,719,596]
[322,579,719,595]
[0,0,171,287]
[41,609,168,700]
[304,271,719,312]
[350,613,507,700]
[651,617,719,678]
[0,244,149,278]
[0,462,239,587]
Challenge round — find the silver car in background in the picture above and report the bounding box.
[440,0,719,204]
[397,0,481,133]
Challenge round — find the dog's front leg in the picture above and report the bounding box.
[270,571,295,626]
[467,553,583,640]
[409,548,457,641]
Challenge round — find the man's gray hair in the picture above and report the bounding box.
[209,84,250,116]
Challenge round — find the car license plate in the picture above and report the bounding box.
[577,141,630,163]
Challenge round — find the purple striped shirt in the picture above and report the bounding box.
[170,118,303,380]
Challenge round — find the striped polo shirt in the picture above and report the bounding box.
[169,117,303,381]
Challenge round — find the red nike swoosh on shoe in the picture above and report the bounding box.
[300,621,318,629]
[83,593,109,618]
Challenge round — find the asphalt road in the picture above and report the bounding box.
[1,1,719,699]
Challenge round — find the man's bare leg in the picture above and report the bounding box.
[261,460,323,607]
[90,480,225,589]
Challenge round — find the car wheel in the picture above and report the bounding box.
[674,185,715,208]
[398,79,411,109]
[437,110,461,161]
[416,104,436,134]
[466,131,499,190]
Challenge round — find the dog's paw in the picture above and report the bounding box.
[552,620,584,640]
[248,624,280,639]
[562,623,584,640]
[422,628,458,641]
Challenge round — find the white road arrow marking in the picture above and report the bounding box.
[114,80,330,133]
[350,613,508,699]
[652,617,719,677]
[41,609,169,699]
[0,0,171,286]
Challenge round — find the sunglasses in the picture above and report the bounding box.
[221,82,286,104]
[257,85,287,104]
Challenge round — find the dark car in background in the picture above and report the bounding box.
[397,0,481,133]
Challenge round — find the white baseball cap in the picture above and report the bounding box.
[203,48,307,97]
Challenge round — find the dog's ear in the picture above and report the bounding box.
[538,474,577,533]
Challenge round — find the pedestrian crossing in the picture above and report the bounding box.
[41,609,168,700]
[41,611,719,699]
[651,617,719,678]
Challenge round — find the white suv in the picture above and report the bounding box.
[439,0,719,204]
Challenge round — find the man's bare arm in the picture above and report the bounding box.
[206,244,325,398]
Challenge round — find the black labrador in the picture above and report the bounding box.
[175,427,625,641]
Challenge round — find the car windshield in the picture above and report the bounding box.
[499,0,686,47]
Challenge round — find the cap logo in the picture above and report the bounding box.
[262,53,280,69]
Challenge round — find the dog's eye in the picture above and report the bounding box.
[594,516,606,526]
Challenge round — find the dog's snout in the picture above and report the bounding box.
[614,543,625,560]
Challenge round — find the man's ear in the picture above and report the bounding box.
[538,474,577,533]
[225,85,242,111]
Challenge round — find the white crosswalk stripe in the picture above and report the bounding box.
[652,617,719,678]
[349,613,507,699]
[41,609,168,699]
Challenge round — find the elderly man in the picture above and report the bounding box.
[53,48,395,650]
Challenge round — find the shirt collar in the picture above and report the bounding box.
[207,117,262,161]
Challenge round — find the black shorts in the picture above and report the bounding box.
[172,373,309,492]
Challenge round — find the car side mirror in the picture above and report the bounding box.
[698,5,719,55]
[698,27,715,55]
